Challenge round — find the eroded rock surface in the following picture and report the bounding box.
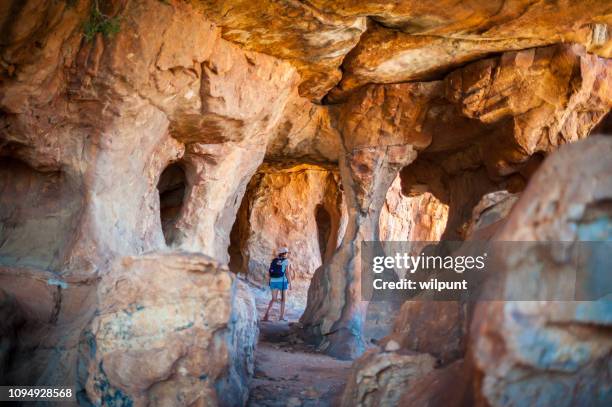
[0,266,96,388]
[330,1,612,99]
[300,81,429,358]
[379,174,449,242]
[464,191,520,239]
[340,136,612,407]
[470,136,612,407]
[446,44,612,176]
[0,0,611,404]
[78,252,257,407]
[340,349,435,407]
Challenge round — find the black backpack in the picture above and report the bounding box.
[269,257,286,278]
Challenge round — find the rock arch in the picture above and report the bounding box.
[227,163,347,312]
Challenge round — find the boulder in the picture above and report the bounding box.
[464,191,520,240]
[340,349,435,407]
[398,359,472,407]
[78,252,258,407]
[471,136,612,407]
[379,300,467,366]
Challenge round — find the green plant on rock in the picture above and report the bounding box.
[83,0,121,42]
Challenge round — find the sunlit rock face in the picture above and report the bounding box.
[369,189,521,368]
[379,174,449,242]
[228,164,347,310]
[364,175,449,344]
[464,191,520,240]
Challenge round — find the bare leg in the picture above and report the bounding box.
[279,289,286,321]
[263,290,278,321]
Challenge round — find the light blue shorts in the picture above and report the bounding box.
[269,277,288,291]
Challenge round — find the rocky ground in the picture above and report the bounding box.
[248,321,352,407]
[248,284,352,407]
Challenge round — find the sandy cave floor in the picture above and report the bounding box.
[248,287,352,407]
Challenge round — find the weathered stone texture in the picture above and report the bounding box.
[471,136,612,407]
[0,0,611,404]
[379,174,448,242]
[78,253,257,407]
[340,349,436,407]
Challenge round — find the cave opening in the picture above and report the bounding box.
[157,162,187,246]
[363,168,453,344]
[379,169,450,243]
[227,163,345,319]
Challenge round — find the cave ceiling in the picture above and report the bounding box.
[195,0,612,102]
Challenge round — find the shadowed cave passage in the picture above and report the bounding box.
[157,162,187,246]
[227,163,346,316]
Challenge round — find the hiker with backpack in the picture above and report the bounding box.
[263,247,293,322]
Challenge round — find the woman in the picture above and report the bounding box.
[263,247,293,322]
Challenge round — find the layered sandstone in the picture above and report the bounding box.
[0,0,611,405]
[329,0,612,100]
[0,0,295,401]
[191,1,612,101]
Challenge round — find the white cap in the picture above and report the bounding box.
[278,247,289,254]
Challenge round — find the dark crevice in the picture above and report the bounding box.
[315,204,332,261]
[592,110,612,135]
[157,163,186,246]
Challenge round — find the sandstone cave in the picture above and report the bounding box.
[0,1,611,406]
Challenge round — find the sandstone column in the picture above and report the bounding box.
[300,83,434,359]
